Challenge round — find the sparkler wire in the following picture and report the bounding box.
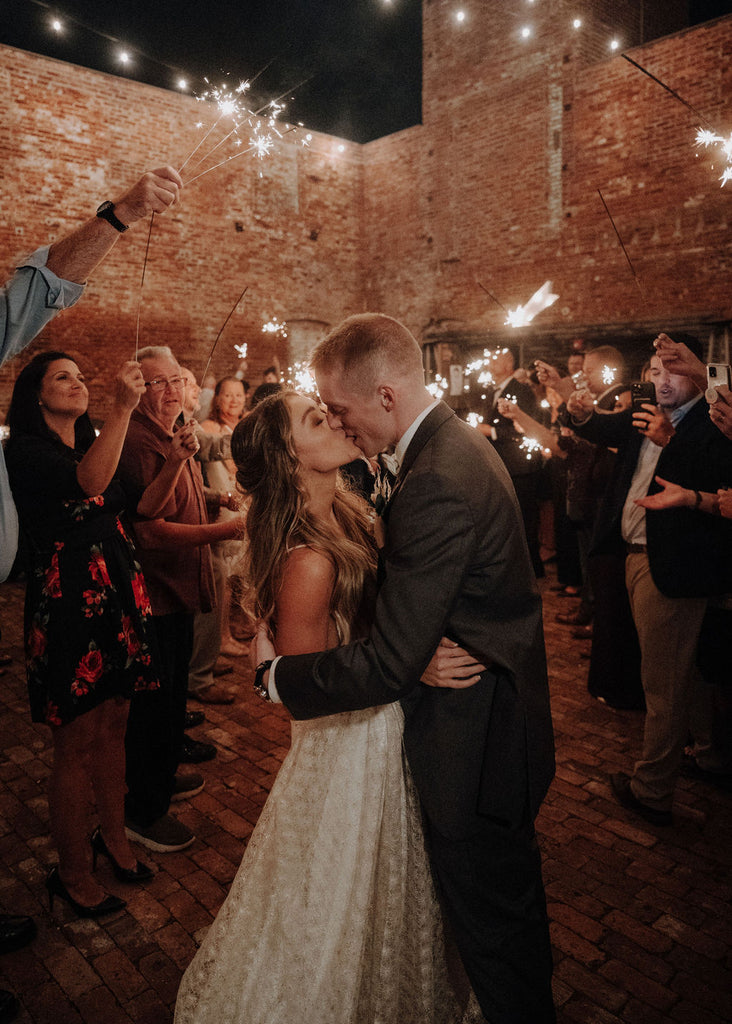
[476,281,509,315]
[201,286,249,383]
[621,55,715,131]
[134,211,156,359]
[596,190,644,299]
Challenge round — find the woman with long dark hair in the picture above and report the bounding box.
[6,350,193,917]
[175,390,481,1023]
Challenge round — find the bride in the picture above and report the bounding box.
[174,390,481,1024]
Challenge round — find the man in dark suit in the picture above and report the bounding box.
[568,347,732,826]
[482,347,546,576]
[253,314,556,1023]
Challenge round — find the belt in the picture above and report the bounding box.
[626,543,647,555]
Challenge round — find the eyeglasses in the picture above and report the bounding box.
[144,377,184,392]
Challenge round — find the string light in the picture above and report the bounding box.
[521,26,532,39]
[572,18,582,29]
[609,38,621,51]
[455,10,466,24]
[118,51,131,66]
[177,78,188,91]
[50,17,63,33]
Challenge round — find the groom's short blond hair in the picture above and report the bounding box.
[310,313,424,394]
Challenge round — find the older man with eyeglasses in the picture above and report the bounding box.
[118,346,244,853]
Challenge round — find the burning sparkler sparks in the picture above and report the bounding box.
[262,317,288,339]
[695,128,732,186]
[601,365,616,386]
[234,343,248,360]
[504,281,559,328]
[519,436,545,460]
[426,375,447,400]
[286,362,318,397]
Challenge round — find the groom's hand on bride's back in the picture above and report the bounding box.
[420,638,486,689]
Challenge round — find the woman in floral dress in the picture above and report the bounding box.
[6,350,194,917]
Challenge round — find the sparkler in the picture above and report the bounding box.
[134,212,156,359]
[519,436,544,460]
[621,55,714,131]
[504,281,558,328]
[601,365,616,386]
[466,413,484,430]
[695,128,732,187]
[201,286,249,384]
[597,190,644,299]
[622,55,731,188]
[426,374,447,400]
[285,361,318,397]
[234,342,248,360]
[476,281,509,315]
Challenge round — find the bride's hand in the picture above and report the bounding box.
[421,637,486,689]
[250,621,276,670]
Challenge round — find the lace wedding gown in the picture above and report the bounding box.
[174,702,473,1024]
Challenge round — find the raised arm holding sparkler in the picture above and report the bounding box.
[44,167,183,285]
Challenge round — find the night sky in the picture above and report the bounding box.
[1,0,730,143]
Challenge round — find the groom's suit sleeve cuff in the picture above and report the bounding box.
[268,656,282,703]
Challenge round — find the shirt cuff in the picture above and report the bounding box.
[18,246,85,310]
[268,655,282,703]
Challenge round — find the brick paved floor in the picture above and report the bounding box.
[0,571,730,1023]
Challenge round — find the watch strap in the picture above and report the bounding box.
[253,659,273,702]
[96,201,128,233]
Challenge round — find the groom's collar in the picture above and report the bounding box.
[393,399,440,471]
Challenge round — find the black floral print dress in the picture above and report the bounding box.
[6,434,159,726]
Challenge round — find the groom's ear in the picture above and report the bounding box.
[377,385,395,411]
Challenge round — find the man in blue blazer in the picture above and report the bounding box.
[254,313,556,1023]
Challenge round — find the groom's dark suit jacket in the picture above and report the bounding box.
[275,402,555,838]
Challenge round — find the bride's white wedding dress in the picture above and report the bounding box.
[174,701,472,1024]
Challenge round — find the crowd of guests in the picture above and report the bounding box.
[0,164,731,1023]
[469,337,732,828]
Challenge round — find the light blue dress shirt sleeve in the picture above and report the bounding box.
[0,246,85,366]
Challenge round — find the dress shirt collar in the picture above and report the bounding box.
[392,400,440,473]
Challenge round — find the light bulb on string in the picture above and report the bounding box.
[50,18,63,33]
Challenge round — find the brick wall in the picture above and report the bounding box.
[0,46,365,414]
[1,2,731,415]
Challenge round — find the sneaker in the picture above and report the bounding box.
[610,772,673,827]
[180,736,217,763]
[171,772,205,802]
[125,813,195,853]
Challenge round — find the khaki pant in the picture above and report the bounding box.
[625,551,711,811]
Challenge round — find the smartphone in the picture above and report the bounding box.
[707,364,731,390]
[631,381,656,414]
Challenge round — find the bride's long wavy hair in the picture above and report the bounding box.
[230,390,377,644]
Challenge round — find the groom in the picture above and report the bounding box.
[254,313,556,1023]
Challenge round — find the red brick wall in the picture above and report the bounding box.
[2,3,731,416]
[362,4,732,360]
[0,46,365,414]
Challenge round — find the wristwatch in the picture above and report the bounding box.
[96,201,128,233]
[253,660,273,702]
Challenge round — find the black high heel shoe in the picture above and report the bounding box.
[45,867,126,918]
[90,827,154,883]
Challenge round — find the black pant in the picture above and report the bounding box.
[125,612,193,825]
[511,472,544,578]
[427,820,556,1024]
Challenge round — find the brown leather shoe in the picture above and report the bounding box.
[188,683,234,705]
